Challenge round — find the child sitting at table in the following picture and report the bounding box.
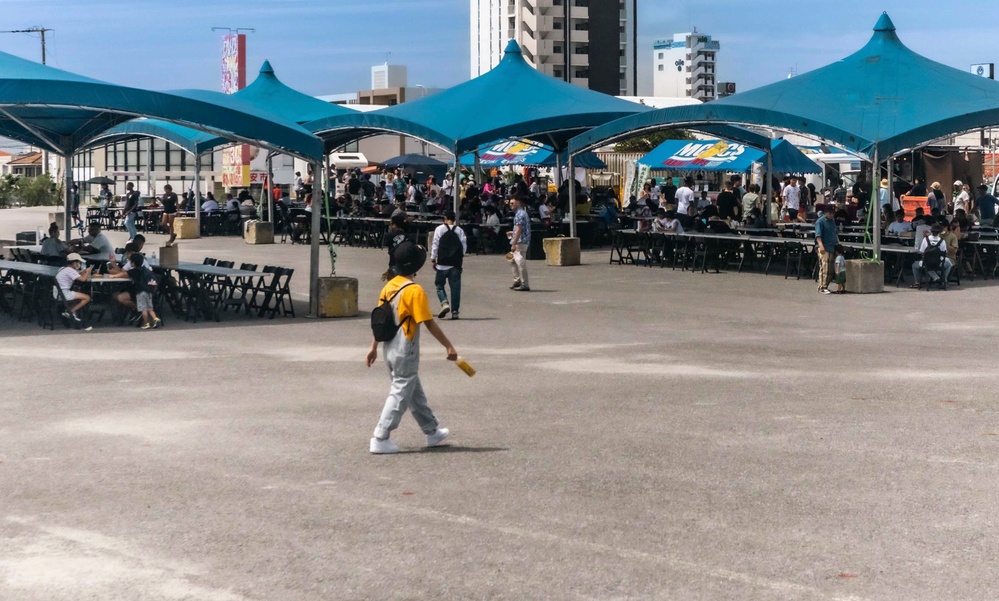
[128,254,160,329]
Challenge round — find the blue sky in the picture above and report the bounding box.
[1,1,998,97]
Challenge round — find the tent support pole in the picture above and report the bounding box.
[194,153,202,234]
[554,152,563,187]
[887,156,894,215]
[309,160,322,318]
[452,153,461,219]
[266,153,275,223]
[64,153,73,238]
[146,139,153,196]
[765,152,773,225]
[872,149,881,261]
[473,151,482,198]
[568,154,577,238]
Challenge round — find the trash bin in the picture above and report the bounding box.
[528,228,550,260]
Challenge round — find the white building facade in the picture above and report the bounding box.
[471,0,637,96]
[652,31,720,102]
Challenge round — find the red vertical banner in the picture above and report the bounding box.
[221,34,249,188]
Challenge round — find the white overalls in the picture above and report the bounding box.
[373,288,439,440]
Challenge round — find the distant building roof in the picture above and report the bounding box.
[9,151,42,165]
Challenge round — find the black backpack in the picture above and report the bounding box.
[437,225,463,268]
[370,282,412,342]
[923,238,945,270]
[413,186,424,203]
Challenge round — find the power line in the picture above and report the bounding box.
[0,26,53,64]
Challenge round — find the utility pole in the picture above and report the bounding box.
[0,27,53,173]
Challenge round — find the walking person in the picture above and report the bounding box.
[508,194,531,291]
[122,182,140,240]
[70,183,83,235]
[430,210,467,320]
[128,254,161,330]
[366,241,458,454]
[814,204,839,294]
[160,184,179,245]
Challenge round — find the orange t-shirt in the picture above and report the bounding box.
[378,276,432,340]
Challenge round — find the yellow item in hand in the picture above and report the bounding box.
[455,357,476,377]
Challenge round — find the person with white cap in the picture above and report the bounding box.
[54,253,93,324]
[366,241,459,454]
[953,181,971,215]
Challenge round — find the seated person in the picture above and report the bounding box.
[706,215,734,234]
[911,207,927,227]
[40,222,69,257]
[634,202,653,232]
[537,198,552,226]
[225,193,240,214]
[941,220,961,265]
[201,194,220,212]
[833,208,852,227]
[696,190,711,210]
[660,209,683,233]
[73,223,115,259]
[746,207,767,229]
[677,204,697,229]
[953,208,972,232]
[239,196,257,218]
[651,208,671,233]
[911,223,952,286]
[55,253,93,323]
[886,209,912,235]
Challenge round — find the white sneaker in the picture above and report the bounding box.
[369,437,399,454]
[438,303,450,319]
[426,427,450,447]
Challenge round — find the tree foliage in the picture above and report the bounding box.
[16,173,61,207]
[613,129,696,153]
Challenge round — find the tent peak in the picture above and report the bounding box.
[874,12,896,32]
[259,60,275,76]
[503,40,522,56]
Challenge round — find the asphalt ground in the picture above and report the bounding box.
[2,207,998,600]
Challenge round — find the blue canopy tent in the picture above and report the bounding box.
[306,40,649,235]
[769,139,821,175]
[638,139,766,172]
[458,140,607,169]
[0,48,322,254]
[569,12,999,256]
[79,60,352,315]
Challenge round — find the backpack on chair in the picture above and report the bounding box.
[922,238,945,272]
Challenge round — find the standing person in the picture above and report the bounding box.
[508,194,531,292]
[675,176,695,215]
[392,169,407,201]
[782,177,801,221]
[952,181,971,215]
[430,210,467,320]
[832,179,848,206]
[442,171,454,204]
[832,245,847,293]
[294,171,304,200]
[976,184,997,223]
[98,183,113,210]
[160,184,179,244]
[128,254,161,330]
[385,170,397,203]
[55,253,93,324]
[122,182,140,240]
[70,183,83,235]
[814,204,839,294]
[716,181,740,221]
[741,183,761,219]
[927,182,945,213]
[662,178,678,208]
[366,241,458,455]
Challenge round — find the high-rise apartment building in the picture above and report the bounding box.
[470,0,637,96]
[652,30,720,102]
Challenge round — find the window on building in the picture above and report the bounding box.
[574,68,589,78]
[553,20,563,30]
[574,46,589,55]
[658,64,664,71]
[658,52,663,59]
[573,0,587,6]
[553,68,564,78]
[574,22,588,31]
[553,44,563,54]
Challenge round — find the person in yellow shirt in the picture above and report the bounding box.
[367,241,459,454]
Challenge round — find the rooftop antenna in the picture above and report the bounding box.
[385,52,391,65]
[0,26,53,173]
[211,27,256,34]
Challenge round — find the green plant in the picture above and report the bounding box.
[16,173,61,207]
[0,174,16,208]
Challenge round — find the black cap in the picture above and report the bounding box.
[443,210,456,221]
[391,241,427,276]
